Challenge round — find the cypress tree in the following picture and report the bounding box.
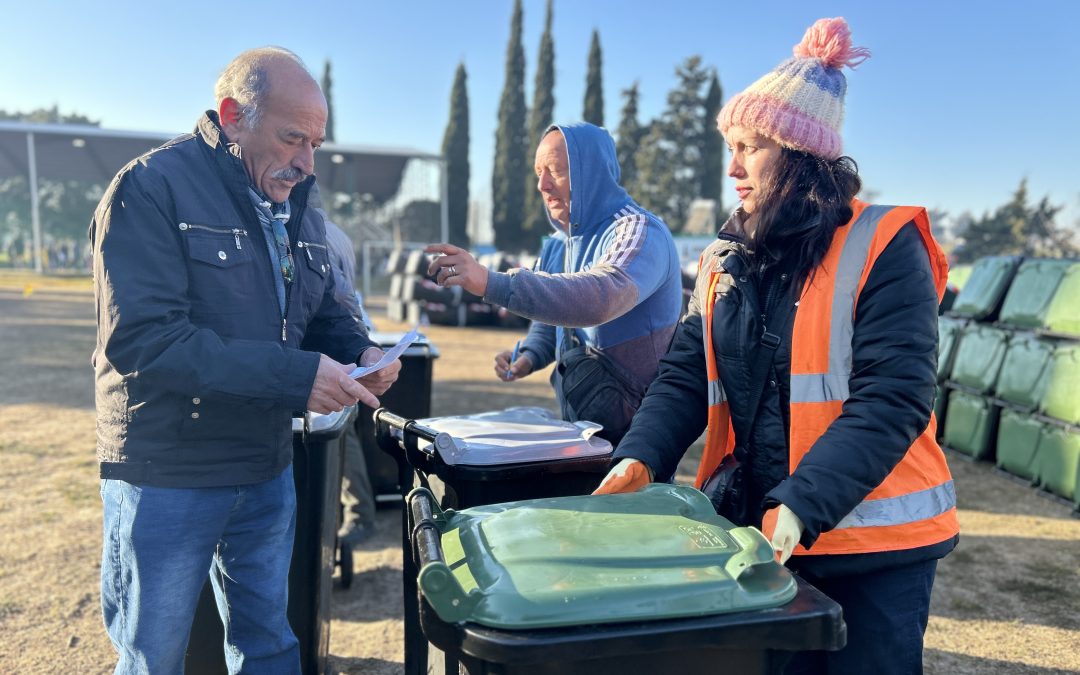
[492,0,528,252]
[321,60,335,142]
[634,56,710,231]
[441,63,471,248]
[524,0,556,240]
[615,82,644,194]
[700,70,724,214]
[583,30,604,126]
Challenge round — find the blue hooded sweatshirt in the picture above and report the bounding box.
[483,122,682,391]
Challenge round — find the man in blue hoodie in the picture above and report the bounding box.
[426,123,681,443]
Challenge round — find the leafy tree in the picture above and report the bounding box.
[441,63,471,248]
[614,82,645,194]
[700,70,724,214]
[955,179,1078,261]
[632,121,675,225]
[633,56,711,231]
[583,30,604,126]
[395,199,443,244]
[0,108,101,268]
[523,0,556,240]
[492,0,529,252]
[321,60,335,142]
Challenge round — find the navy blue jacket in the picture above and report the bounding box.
[90,112,375,488]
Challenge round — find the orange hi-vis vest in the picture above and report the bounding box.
[696,200,959,556]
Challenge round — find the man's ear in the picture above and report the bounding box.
[219,98,243,135]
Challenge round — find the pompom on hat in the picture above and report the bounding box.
[717,17,870,160]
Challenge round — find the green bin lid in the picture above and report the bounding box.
[415,484,797,630]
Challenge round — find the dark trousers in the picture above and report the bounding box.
[785,559,938,675]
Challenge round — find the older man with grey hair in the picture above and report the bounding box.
[90,47,400,673]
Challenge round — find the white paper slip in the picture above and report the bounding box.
[349,326,421,379]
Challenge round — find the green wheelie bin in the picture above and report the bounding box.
[408,484,845,674]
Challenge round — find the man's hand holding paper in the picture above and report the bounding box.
[355,346,401,396]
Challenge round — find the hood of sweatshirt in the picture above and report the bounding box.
[544,122,633,241]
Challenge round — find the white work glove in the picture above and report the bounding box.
[770,503,805,564]
[592,458,653,495]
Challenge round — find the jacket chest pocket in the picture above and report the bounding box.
[180,222,258,307]
[295,239,330,313]
[296,240,330,278]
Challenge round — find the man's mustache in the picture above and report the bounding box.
[272,167,307,182]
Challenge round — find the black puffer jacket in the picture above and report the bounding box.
[615,222,956,576]
[91,112,374,488]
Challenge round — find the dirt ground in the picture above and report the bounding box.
[0,275,1077,674]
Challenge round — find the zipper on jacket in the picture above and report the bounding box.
[282,288,291,343]
[296,240,328,262]
[178,222,247,250]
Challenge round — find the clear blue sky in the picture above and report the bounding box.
[5,0,1079,238]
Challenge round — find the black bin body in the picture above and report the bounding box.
[419,576,845,675]
[424,452,610,510]
[374,409,614,675]
[185,409,353,675]
[359,332,438,498]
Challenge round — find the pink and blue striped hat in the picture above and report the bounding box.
[718,17,870,160]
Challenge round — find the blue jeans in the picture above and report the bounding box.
[100,466,299,675]
[785,559,938,675]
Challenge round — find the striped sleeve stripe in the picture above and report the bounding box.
[597,211,648,269]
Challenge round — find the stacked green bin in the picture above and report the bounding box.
[937,316,967,382]
[1040,344,1080,425]
[1035,426,1080,505]
[949,256,1022,321]
[943,391,999,460]
[994,335,1055,410]
[995,410,1043,483]
[935,316,968,436]
[998,259,1073,329]
[950,325,1010,394]
[948,264,973,291]
[1044,263,1080,337]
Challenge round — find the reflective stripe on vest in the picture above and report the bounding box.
[696,267,734,489]
[708,378,727,406]
[789,204,886,405]
[835,479,956,529]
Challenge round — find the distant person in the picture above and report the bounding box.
[314,197,379,545]
[594,18,959,674]
[90,47,400,672]
[425,123,682,445]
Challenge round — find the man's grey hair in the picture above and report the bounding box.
[214,47,310,129]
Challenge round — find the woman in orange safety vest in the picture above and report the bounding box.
[595,17,959,675]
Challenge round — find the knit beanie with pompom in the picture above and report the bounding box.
[717,17,870,160]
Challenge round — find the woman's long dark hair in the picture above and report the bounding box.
[746,148,862,289]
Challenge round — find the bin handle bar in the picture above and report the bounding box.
[407,488,479,624]
[374,408,454,476]
[374,408,441,443]
[409,489,443,568]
